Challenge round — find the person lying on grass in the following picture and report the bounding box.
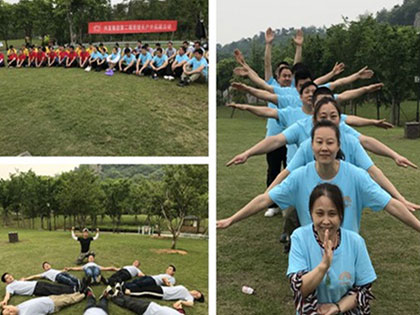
[106,260,145,286]
[122,264,176,291]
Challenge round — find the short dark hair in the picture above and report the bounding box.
[143,44,149,49]
[194,41,201,45]
[179,46,186,53]
[313,87,334,105]
[124,48,131,54]
[277,66,292,78]
[183,41,189,45]
[1,273,9,283]
[156,47,163,53]
[291,62,309,74]
[194,291,205,303]
[313,97,341,121]
[168,41,173,45]
[88,253,95,258]
[99,43,104,46]
[311,120,345,161]
[42,261,49,268]
[294,70,313,87]
[194,49,203,55]
[299,81,317,95]
[169,264,176,272]
[155,43,161,47]
[309,183,345,224]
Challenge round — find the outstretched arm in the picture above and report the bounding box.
[71,227,78,241]
[265,169,290,192]
[1,292,11,306]
[226,103,279,119]
[329,66,374,91]
[313,62,345,86]
[93,229,99,241]
[359,135,417,169]
[226,134,287,167]
[264,27,274,81]
[231,82,277,104]
[345,115,393,129]
[293,29,303,65]
[217,193,273,229]
[384,199,420,232]
[337,83,383,103]
[100,266,119,271]
[368,165,420,211]
[20,274,43,281]
[65,266,84,271]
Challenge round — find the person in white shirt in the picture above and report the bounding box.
[123,265,176,291]
[107,260,144,286]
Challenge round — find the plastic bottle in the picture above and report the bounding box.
[242,286,255,295]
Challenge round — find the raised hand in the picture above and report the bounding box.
[293,29,304,46]
[233,49,246,66]
[216,218,233,229]
[265,27,275,44]
[231,82,248,91]
[226,103,247,111]
[394,154,417,169]
[366,82,384,93]
[233,67,249,77]
[226,152,248,167]
[374,119,393,129]
[321,229,333,270]
[332,62,345,76]
[357,66,374,79]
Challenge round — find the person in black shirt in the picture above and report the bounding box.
[72,227,99,265]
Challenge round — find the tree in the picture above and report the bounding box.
[0,1,16,49]
[101,178,131,232]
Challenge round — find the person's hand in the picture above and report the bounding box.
[96,228,99,232]
[320,229,333,270]
[332,62,345,76]
[317,303,340,315]
[265,27,274,44]
[19,278,25,281]
[226,103,247,111]
[185,71,192,75]
[293,29,304,46]
[135,70,139,75]
[216,217,233,229]
[231,82,248,92]
[233,49,246,66]
[226,152,249,166]
[233,67,249,77]
[394,154,417,169]
[72,226,75,231]
[64,267,69,271]
[366,82,384,93]
[173,301,183,309]
[357,66,374,79]
[401,199,420,212]
[373,119,393,129]
[124,67,128,72]
[0,300,7,307]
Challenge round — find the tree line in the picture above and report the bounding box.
[217,16,420,125]
[0,165,208,249]
[0,0,208,47]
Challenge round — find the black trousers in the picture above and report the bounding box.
[33,281,75,296]
[121,64,135,74]
[0,61,4,67]
[152,66,168,77]
[124,276,156,291]
[65,60,78,68]
[108,269,132,286]
[112,295,150,314]
[266,146,287,208]
[127,285,164,299]
[85,295,108,313]
[7,59,17,67]
[167,66,183,78]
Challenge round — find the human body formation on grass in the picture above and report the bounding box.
[217,27,420,314]
[0,228,205,315]
[1,40,208,87]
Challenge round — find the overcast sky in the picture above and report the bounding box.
[0,164,79,179]
[217,0,404,45]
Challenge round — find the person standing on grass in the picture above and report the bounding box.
[123,265,176,291]
[72,227,99,265]
[119,48,136,74]
[287,183,376,314]
[136,45,152,76]
[150,48,169,79]
[78,46,90,69]
[1,291,87,315]
[65,46,78,68]
[165,47,189,81]
[16,49,27,68]
[0,273,78,306]
[21,262,81,291]
[65,254,118,285]
[106,260,144,286]
[178,49,208,87]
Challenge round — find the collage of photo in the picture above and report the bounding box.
[1,0,420,314]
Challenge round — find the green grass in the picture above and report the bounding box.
[217,105,420,314]
[0,228,208,314]
[0,67,207,156]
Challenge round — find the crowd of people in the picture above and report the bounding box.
[1,228,204,314]
[0,40,208,87]
[217,27,420,314]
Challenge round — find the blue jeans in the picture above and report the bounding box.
[84,267,101,283]
[56,272,80,289]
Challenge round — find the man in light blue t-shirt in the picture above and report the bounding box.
[165,46,190,80]
[150,48,169,79]
[118,48,136,74]
[178,49,208,87]
[136,45,152,76]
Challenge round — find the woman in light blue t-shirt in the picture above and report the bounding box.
[287,183,375,314]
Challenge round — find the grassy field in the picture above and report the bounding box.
[217,104,420,314]
[0,228,208,314]
[0,63,207,156]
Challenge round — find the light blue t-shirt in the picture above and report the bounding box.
[152,54,168,67]
[266,78,284,137]
[187,57,208,78]
[287,134,374,172]
[123,54,136,64]
[175,54,189,64]
[268,161,392,232]
[90,52,100,60]
[267,76,280,88]
[273,85,299,98]
[98,52,108,60]
[287,224,376,304]
[139,52,152,66]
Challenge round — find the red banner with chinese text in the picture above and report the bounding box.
[88,20,178,34]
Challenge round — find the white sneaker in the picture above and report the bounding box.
[264,207,280,217]
[164,75,169,80]
[85,66,91,72]
[168,76,175,81]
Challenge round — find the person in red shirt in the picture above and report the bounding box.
[16,49,27,68]
[7,51,17,67]
[0,52,4,67]
[28,46,37,67]
[47,47,57,67]
[36,47,47,68]
[65,45,78,68]
[78,45,90,68]
[58,45,68,67]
